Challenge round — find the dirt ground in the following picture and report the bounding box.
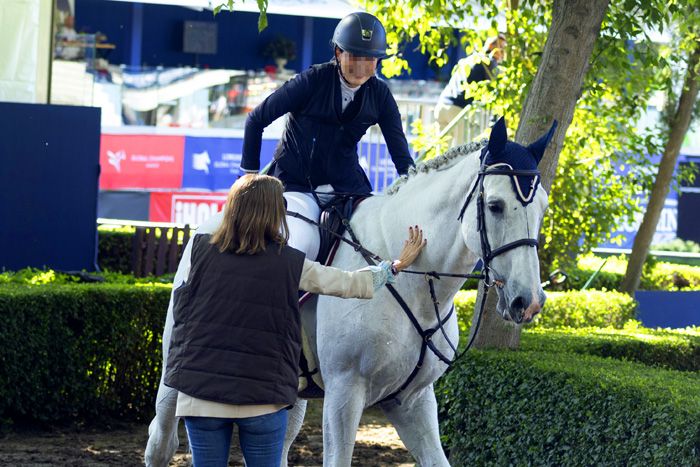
[0,400,415,466]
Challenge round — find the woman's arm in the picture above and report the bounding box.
[299,226,426,299]
[299,260,374,298]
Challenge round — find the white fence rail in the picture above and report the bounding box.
[358,98,492,191]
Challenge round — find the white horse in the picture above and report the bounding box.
[145,117,555,466]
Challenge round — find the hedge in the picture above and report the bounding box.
[521,325,700,372]
[0,284,171,426]
[97,226,135,274]
[0,277,692,438]
[97,226,189,274]
[569,254,700,291]
[436,350,700,466]
[454,290,637,330]
[0,268,174,286]
[646,261,700,291]
[460,255,700,292]
[652,238,700,254]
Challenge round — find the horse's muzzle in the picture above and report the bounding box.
[505,292,544,324]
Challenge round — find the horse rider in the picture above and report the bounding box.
[240,11,415,261]
[164,174,426,467]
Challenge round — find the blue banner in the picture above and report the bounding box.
[183,136,403,192]
[183,136,277,191]
[596,155,695,250]
[600,192,678,249]
[358,141,400,193]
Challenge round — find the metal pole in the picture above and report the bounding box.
[46,0,56,104]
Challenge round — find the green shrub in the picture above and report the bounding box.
[97,226,135,274]
[454,290,637,330]
[0,268,174,286]
[521,323,700,372]
[436,350,700,466]
[0,283,171,425]
[568,254,700,291]
[462,254,700,291]
[0,269,84,285]
[97,225,189,275]
[652,238,700,253]
[645,261,700,291]
[561,266,624,291]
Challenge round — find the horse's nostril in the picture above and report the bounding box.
[510,296,526,311]
[509,296,528,323]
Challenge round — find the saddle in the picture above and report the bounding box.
[317,195,365,263]
[297,194,370,399]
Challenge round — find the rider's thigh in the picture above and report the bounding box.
[283,191,321,260]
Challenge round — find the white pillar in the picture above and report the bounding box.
[0,0,53,104]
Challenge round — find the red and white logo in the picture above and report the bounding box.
[150,192,227,225]
[107,150,126,172]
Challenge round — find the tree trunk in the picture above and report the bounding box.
[475,0,609,349]
[469,282,520,349]
[620,45,700,296]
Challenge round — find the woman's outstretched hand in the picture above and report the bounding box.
[393,225,427,273]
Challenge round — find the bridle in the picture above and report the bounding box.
[288,155,542,405]
[455,159,541,286]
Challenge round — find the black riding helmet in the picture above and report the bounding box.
[332,12,387,58]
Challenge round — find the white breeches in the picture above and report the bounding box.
[283,186,334,261]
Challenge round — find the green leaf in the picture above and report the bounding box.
[256,0,268,32]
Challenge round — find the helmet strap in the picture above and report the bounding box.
[334,47,352,86]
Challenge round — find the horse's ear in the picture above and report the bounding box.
[527,120,558,164]
[487,116,508,157]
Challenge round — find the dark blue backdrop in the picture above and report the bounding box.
[0,103,101,271]
[74,0,457,80]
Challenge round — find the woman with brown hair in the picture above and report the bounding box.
[163,174,426,467]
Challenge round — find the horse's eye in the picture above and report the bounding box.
[488,201,504,214]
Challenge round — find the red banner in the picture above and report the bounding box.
[100,134,185,189]
[150,191,227,224]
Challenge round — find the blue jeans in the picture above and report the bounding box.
[184,410,288,467]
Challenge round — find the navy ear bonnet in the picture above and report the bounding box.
[481,117,557,206]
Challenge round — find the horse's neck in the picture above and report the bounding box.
[353,154,481,306]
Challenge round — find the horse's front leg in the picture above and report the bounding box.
[323,376,367,467]
[144,380,180,467]
[380,384,450,467]
[280,398,307,467]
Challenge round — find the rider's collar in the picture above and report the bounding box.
[337,68,361,91]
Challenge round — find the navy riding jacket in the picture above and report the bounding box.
[241,61,414,194]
